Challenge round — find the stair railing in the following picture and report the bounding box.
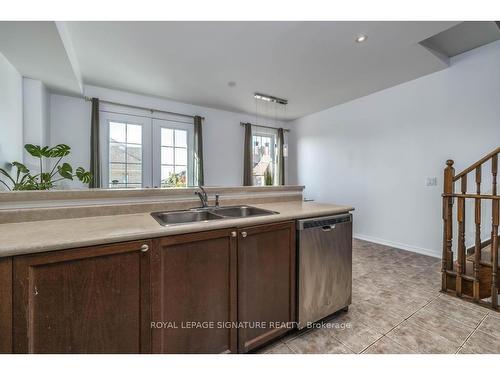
[442,147,499,309]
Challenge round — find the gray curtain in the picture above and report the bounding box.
[277,128,285,185]
[243,123,253,186]
[89,98,101,188]
[193,115,204,186]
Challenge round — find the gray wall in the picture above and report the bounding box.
[0,52,23,179]
[289,40,500,257]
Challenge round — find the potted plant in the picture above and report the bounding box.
[0,144,92,191]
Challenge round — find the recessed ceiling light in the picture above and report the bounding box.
[355,34,367,43]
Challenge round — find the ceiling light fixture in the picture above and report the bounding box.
[355,34,368,43]
[254,93,288,105]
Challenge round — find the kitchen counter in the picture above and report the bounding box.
[0,201,353,257]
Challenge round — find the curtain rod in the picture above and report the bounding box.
[240,122,290,132]
[84,96,204,121]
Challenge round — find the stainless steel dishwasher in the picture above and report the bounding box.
[297,213,352,329]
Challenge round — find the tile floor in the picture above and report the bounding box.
[259,239,500,354]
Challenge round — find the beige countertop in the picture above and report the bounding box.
[0,201,354,258]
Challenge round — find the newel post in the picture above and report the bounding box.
[442,159,455,292]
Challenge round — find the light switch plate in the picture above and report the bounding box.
[425,177,437,186]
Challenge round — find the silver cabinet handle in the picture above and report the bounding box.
[140,244,149,252]
[231,231,237,238]
[241,232,247,238]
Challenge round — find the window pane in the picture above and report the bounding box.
[174,129,187,147]
[252,133,276,186]
[127,163,142,184]
[161,147,174,165]
[110,143,126,163]
[161,165,174,182]
[161,128,174,146]
[175,147,187,166]
[127,124,142,144]
[110,163,126,185]
[126,144,142,163]
[110,122,126,143]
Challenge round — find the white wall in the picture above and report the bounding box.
[0,52,23,180]
[22,78,50,169]
[289,40,500,257]
[50,85,288,188]
[49,94,91,189]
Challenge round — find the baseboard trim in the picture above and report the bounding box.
[353,233,440,259]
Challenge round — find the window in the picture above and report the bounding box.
[252,132,277,186]
[109,122,143,188]
[100,109,193,189]
[160,128,188,187]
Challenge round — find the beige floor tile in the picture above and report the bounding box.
[386,320,460,354]
[322,320,383,353]
[257,239,500,354]
[363,336,415,354]
[287,329,354,354]
[258,343,295,354]
[407,308,476,344]
[478,314,500,339]
[459,329,500,354]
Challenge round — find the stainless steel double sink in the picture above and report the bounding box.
[151,205,278,226]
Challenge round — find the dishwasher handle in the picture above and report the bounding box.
[297,213,352,231]
[321,224,336,231]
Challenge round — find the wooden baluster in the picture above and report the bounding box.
[491,154,498,308]
[473,166,481,301]
[456,175,467,296]
[442,160,455,292]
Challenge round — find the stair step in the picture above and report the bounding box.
[467,243,500,267]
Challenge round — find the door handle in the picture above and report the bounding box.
[231,231,237,238]
[140,244,149,252]
[241,232,247,238]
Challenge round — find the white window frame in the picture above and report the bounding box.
[99,105,194,189]
[251,126,279,186]
[100,111,153,188]
[152,118,194,188]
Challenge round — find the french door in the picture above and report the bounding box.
[100,111,193,188]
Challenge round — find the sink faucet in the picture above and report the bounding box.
[195,186,209,207]
[194,186,220,208]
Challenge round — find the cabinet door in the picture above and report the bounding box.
[13,240,151,354]
[0,257,12,353]
[238,221,296,353]
[152,228,237,353]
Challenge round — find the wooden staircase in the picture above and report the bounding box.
[442,147,500,309]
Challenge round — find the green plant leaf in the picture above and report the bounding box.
[58,163,73,180]
[76,167,93,184]
[11,161,29,174]
[47,144,71,158]
[24,144,44,158]
[0,167,16,185]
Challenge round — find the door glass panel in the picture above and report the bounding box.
[110,122,126,143]
[175,147,187,166]
[161,147,174,165]
[160,127,188,188]
[161,128,174,147]
[174,129,187,148]
[108,121,143,188]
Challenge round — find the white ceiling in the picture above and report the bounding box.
[0,22,82,95]
[0,21,462,120]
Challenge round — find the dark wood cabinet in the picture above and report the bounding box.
[5,219,299,353]
[0,257,12,353]
[237,221,296,353]
[151,228,238,354]
[12,240,151,353]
